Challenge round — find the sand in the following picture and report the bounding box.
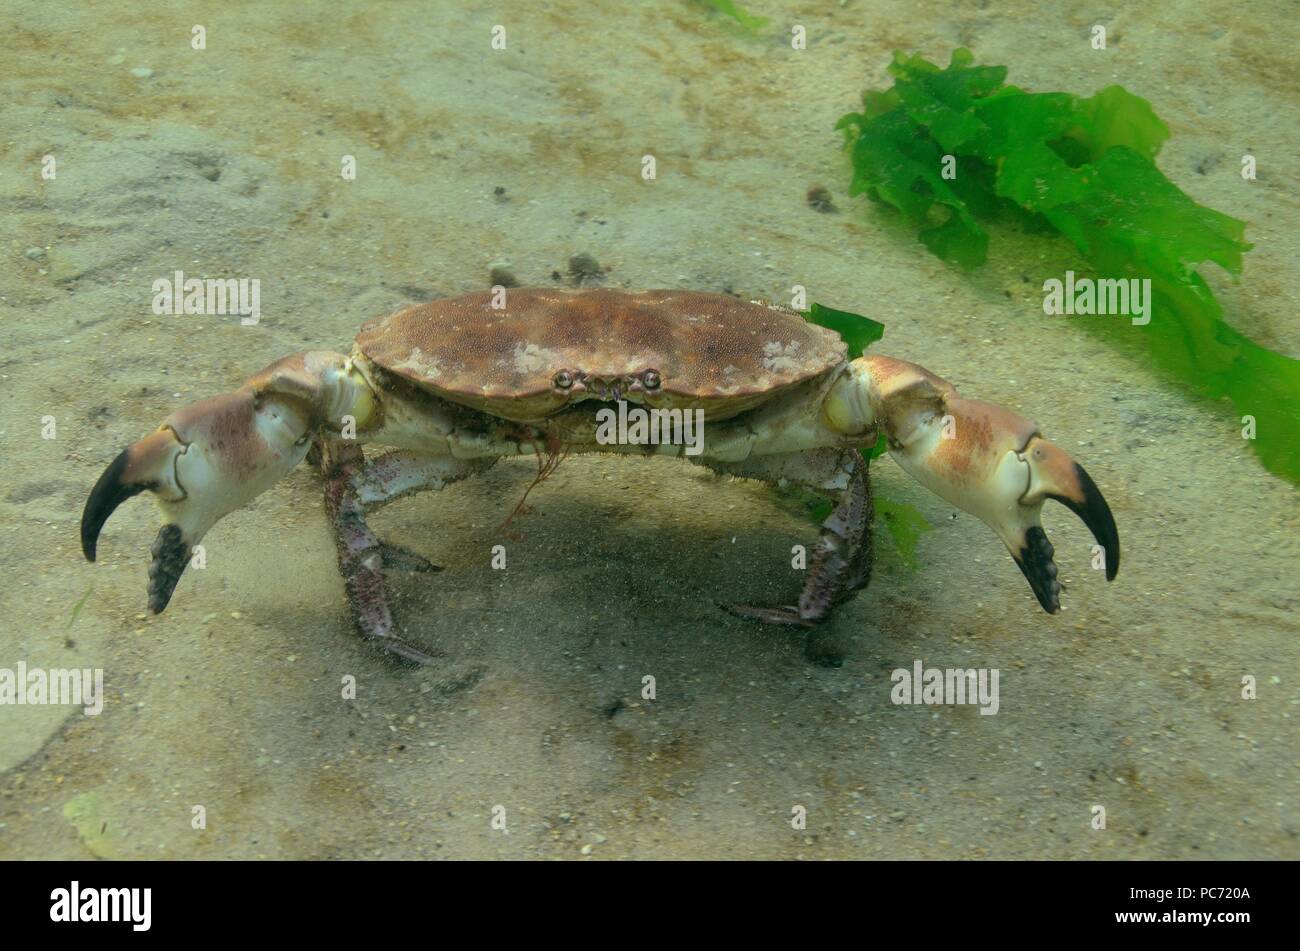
[1,0,1296,859]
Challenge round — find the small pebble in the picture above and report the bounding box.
[489,264,518,288]
[24,247,45,260]
[568,253,603,285]
[131,67,154,79]
[806,185,837,213]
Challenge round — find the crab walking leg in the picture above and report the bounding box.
[704,449,874,627]
[318,444,492,664]
[800,452,873,621]
[348,449,497,511]
[823,355,1120,612]
[81,351,379,613]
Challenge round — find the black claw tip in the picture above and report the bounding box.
[147,524,189,614]
[1050,462,1120,581]
[1015,526,1062,614]
[81,448,153,562]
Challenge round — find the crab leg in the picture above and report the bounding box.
[823,355,1120,612]
[798,452,873,623]
[318,442,491,664]
[707,449,874,628]
[347,449,496,510]
[319,442,430,664]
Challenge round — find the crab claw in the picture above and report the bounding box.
[829,356,1119,612]
[910,400,1120,613]
[81,380,320,613]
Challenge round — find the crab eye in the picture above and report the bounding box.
[553,370,574,389]
[641,369,662,390]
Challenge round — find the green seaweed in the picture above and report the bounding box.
[63,792,122,859]
[838,49,1300,485]
[803,301,885,360]
[874,496,933,570]
[66,582,94,630]
[697,0,769,32]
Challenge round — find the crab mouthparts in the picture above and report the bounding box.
[572,373,642,403]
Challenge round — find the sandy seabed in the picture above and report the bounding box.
[0,1,1296,859]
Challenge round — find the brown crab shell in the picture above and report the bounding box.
[355,288,848,423]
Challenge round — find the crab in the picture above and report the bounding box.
[82,288,1119,664]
